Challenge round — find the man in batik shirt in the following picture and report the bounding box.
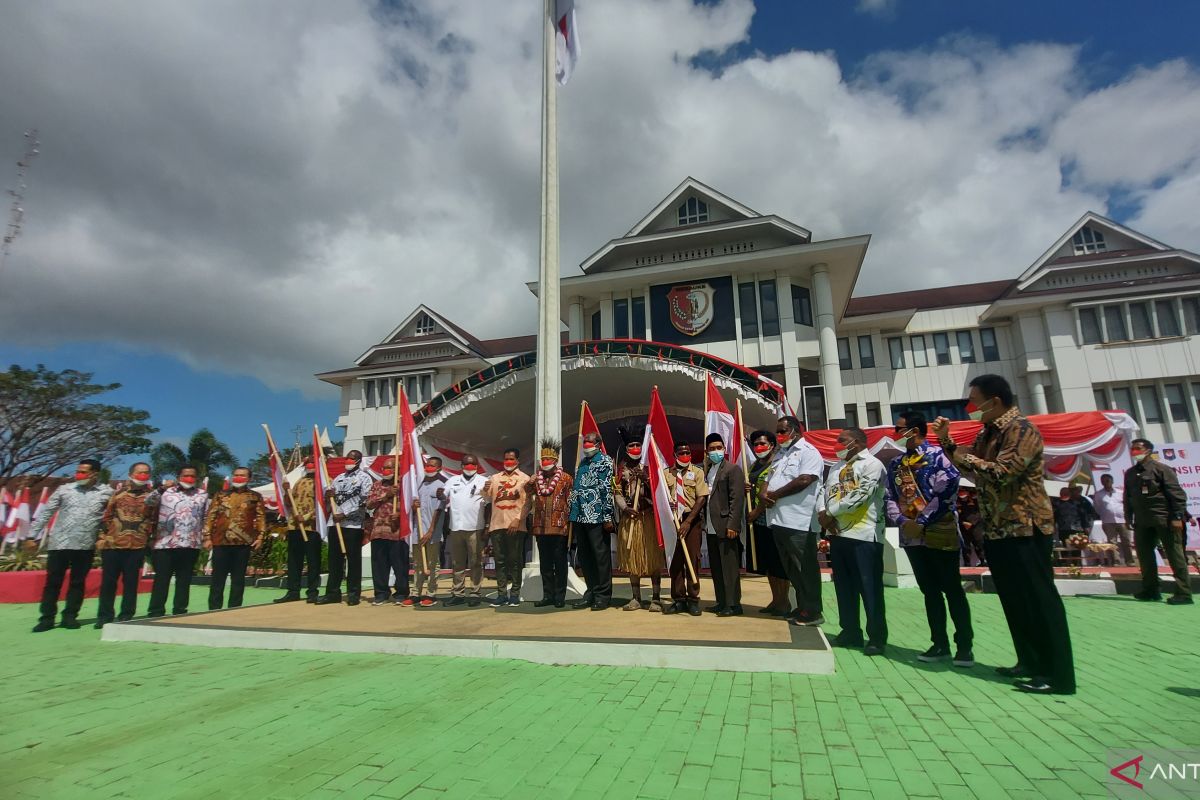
[275,458,321,604]
[934,374,1074,695]
[148,466,209,617]
[568,432,615,610]
[530,440,573,608]
[365,462,408,605]
[203,466,266,610]
[886,412,973,667]
[96,462,160,627]
[318,450,374,606]
[484,448,532,607]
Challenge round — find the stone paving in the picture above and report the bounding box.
[1,581,1196,799]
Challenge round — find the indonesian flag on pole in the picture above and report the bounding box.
[641,386,678,557]
[575,400,605,469]
[704,374,741,466]
[311,425,332,539]
[555,0,580,85]
[263,426,289,523]
[3,488,32,545]
[396,384,424,544]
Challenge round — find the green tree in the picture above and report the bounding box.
[0,365,157,480]
[150,428,237,488]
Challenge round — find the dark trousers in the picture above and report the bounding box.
[830,537,888,646]
[38,549,94,624]
[325,527,364,599]
[148,548,199,615]
[537,535,568,604]
[1134,522,1192,598]
[707,533,742,609]
[985,532,1076,693]
[773,525,823,615]
[371,539,410,600]
[285,529,323,598]
[494,532,527,595]
[97,549,144,623]
[905,545,973,650]
[669,521,704,601]
[574,522,612,604]
[209,545,252,610]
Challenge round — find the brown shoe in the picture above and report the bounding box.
[646,599,663,613]
[622,598,643,611]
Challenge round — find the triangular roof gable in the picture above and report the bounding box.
[624,176,760,238]
[357,305,483,365]
[1017,212,1171,289]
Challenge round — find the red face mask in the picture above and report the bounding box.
[382,469,395,478]
[503,459,518,469]
[462,466,479,476]
[752,444,772,456]
[178,476,197,487]
[540,459,557,470]
[423,466,439,475]
[627,447,642,458]
[676,454,691,465]
[75,471,91,482]
[132,471,151,481]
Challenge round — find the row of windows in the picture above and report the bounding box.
[362,374,433,408]
[1094,381,1198,428]
[1077,296,1200,345]
[838,329,1000,371]
[364,436,395,456]
[843,402,882,429]
[739,281,814,338]
[612,296,647,339]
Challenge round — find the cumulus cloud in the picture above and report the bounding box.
[857,0,897,17]
[0,0,1196,396]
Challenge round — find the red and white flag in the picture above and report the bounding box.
[396,384,424,544]
[704,374,741,466]
[3,487,32,545]
[554,0,580,85]
[575,400,605,469]
[642,387,678,558]
[311,426,333,538]
[262,425,289,524]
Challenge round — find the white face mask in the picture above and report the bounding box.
[231,479,249,488]
[1133,451,1149,463]
[129,478,152,487]
[462,467,479,477]
[581,446,598,458]
[344,461,359,472]
[836,447,850,460]
[967,399,992,422]
[894,437,910,450]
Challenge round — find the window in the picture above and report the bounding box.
[1111,387,1136,421]
[739,282,759,338]
[631,296,646,338]
[1079,307,1103,344]
[1156,300,1181,337]
[1071,226,1107,255]
[790,285,813,327]
[363,380,376,408]
[1185,297,1200,335]
[677,196,709,226]
[1193,382,1200,419]
[1139,385,1163,424]
[1103,305,1127,340]
[613,298,629,339]
[843,405,859,428]
[956,331,976,363]
[365,436,395,456]
[804,386,828,430]
[887,337,905,370]
[414,312,436,336]
[759,281,780,336]
[1129,302,1153,340]
[933,332,951,365]
[979,328,1000,361]
[866,402,882,427]
[1093,389,1108,411]
[858,336,875,368]
[406,376,418,404]
[419,374,432,403]
[910,335,928,367]
[591,310,601,340]
[837,337,852,370]
[1164,383,1188,422]
[378,378,391,407]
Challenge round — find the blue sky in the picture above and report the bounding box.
[1,0,1198,474]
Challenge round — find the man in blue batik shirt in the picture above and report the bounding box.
[886,411,974,668]
[568,432,615,610]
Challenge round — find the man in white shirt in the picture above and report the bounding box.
[1092,473,1133,566]
[820,426,888,655]
[442,455,488,607]
[761,416,826,627]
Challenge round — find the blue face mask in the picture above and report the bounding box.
[707,450,725,464]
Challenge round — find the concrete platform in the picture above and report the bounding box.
[101,578,833,674]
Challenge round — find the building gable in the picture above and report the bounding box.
[1017,212,1173,291]
[625,177,761,237]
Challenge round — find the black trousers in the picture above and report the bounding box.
[537,535,568,604]
[830,537,888,646]
[209,545,252,610]
[905,545,973,650]
[985,531,1076,693]
[285,529,323,598]
[325,527,364,599]
[773,526,823,615]
[371,539,410,600]
[148,548,199,615]
[38,549,94,624]
[707,533,742,609]
[97,549,144,623]
[1134,522,1192,598]
[574,523,611,604]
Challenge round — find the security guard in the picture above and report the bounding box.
[1124,438,1193,605]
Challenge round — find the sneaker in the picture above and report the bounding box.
[789,612,825,627]
[1167,595,1195,605]
[443,597,466,607]
[917,645,952,663]
[418,597,435,607]
[370,598,389,606]
[952,649,976,668]
[346,596,361,607]
[32,620,54,633]
[507,595,521,606]
[116,615,132,622]
[467,597,481,607]
[93,621,106,630]
[489,596,507,608]
[305,596,319,604]
[397,597,415,607]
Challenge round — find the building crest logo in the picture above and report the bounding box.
[667,283,715,336]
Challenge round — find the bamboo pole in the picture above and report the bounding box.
[312,426,346,555]
[673,501,698,585]
[263,424,309,544]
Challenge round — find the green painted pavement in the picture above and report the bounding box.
[0,584,1196,799]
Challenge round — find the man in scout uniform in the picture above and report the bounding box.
[96,462,160,627]
[662,442,709,617]
[483,448,532,607]
[275,458,321,604]
[203,466,266,610]
[885,411,973,666]
[530,439,573,608]
[1124,438,1193,605]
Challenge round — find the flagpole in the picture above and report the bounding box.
[263,424,309,543]
[314,425,346,555]
[534,0,562,452]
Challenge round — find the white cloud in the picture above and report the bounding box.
[0,0,1196,395]
[857,0,897,16]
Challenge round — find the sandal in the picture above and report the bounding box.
[622,598,643,611]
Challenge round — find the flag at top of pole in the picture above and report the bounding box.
[395,383,425,544]
[554,0,580,85]
[311,426,332,539]
[704,374,741,466]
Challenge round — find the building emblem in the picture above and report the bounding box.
[667,283,715,336]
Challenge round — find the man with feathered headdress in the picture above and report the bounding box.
[529,438,573,608]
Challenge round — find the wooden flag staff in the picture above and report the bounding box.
[263,424,309,544]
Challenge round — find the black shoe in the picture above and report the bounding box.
[533,599,554,607]
[444,597,467,607]
[32,620,54,633]
[590,603,606,611]
[370,597,389,606]
[717,606,743,617]
[1167,595,1195,605]
[863,643,886,657]
[554,601,565,608]
[917,645,951,663]
[952,649,975,668]
[274,594,302,604]
[1133,591,1163,601]
[467,598,481,607]
[831,634,865,648]
[93,621,107,630]
[116,615,132,622]
[508,595,522,606]
[145,611,165,618]
[995,664,1027,678]
[661,602,684,615]
[687,601,701,617]
[1015,679,1054,694]
[346,596,361,606]
[315,595,342,605]
[60,618,81,630]
[305,596,319,604]
[789,612,825,627]
[705,604,722,613]
[571,599,593,609]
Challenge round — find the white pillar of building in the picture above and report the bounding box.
[811,263,846,426]
[1027,373,1050,416]
[567,296,583,341]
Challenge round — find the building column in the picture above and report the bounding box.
[567,296,583,342]
[1027,373,1050,416]
[811,263,846,427]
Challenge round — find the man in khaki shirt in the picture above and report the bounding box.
[662,442,709,616]
[484,448,531,607]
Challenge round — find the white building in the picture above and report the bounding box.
[318,179,1200,456]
